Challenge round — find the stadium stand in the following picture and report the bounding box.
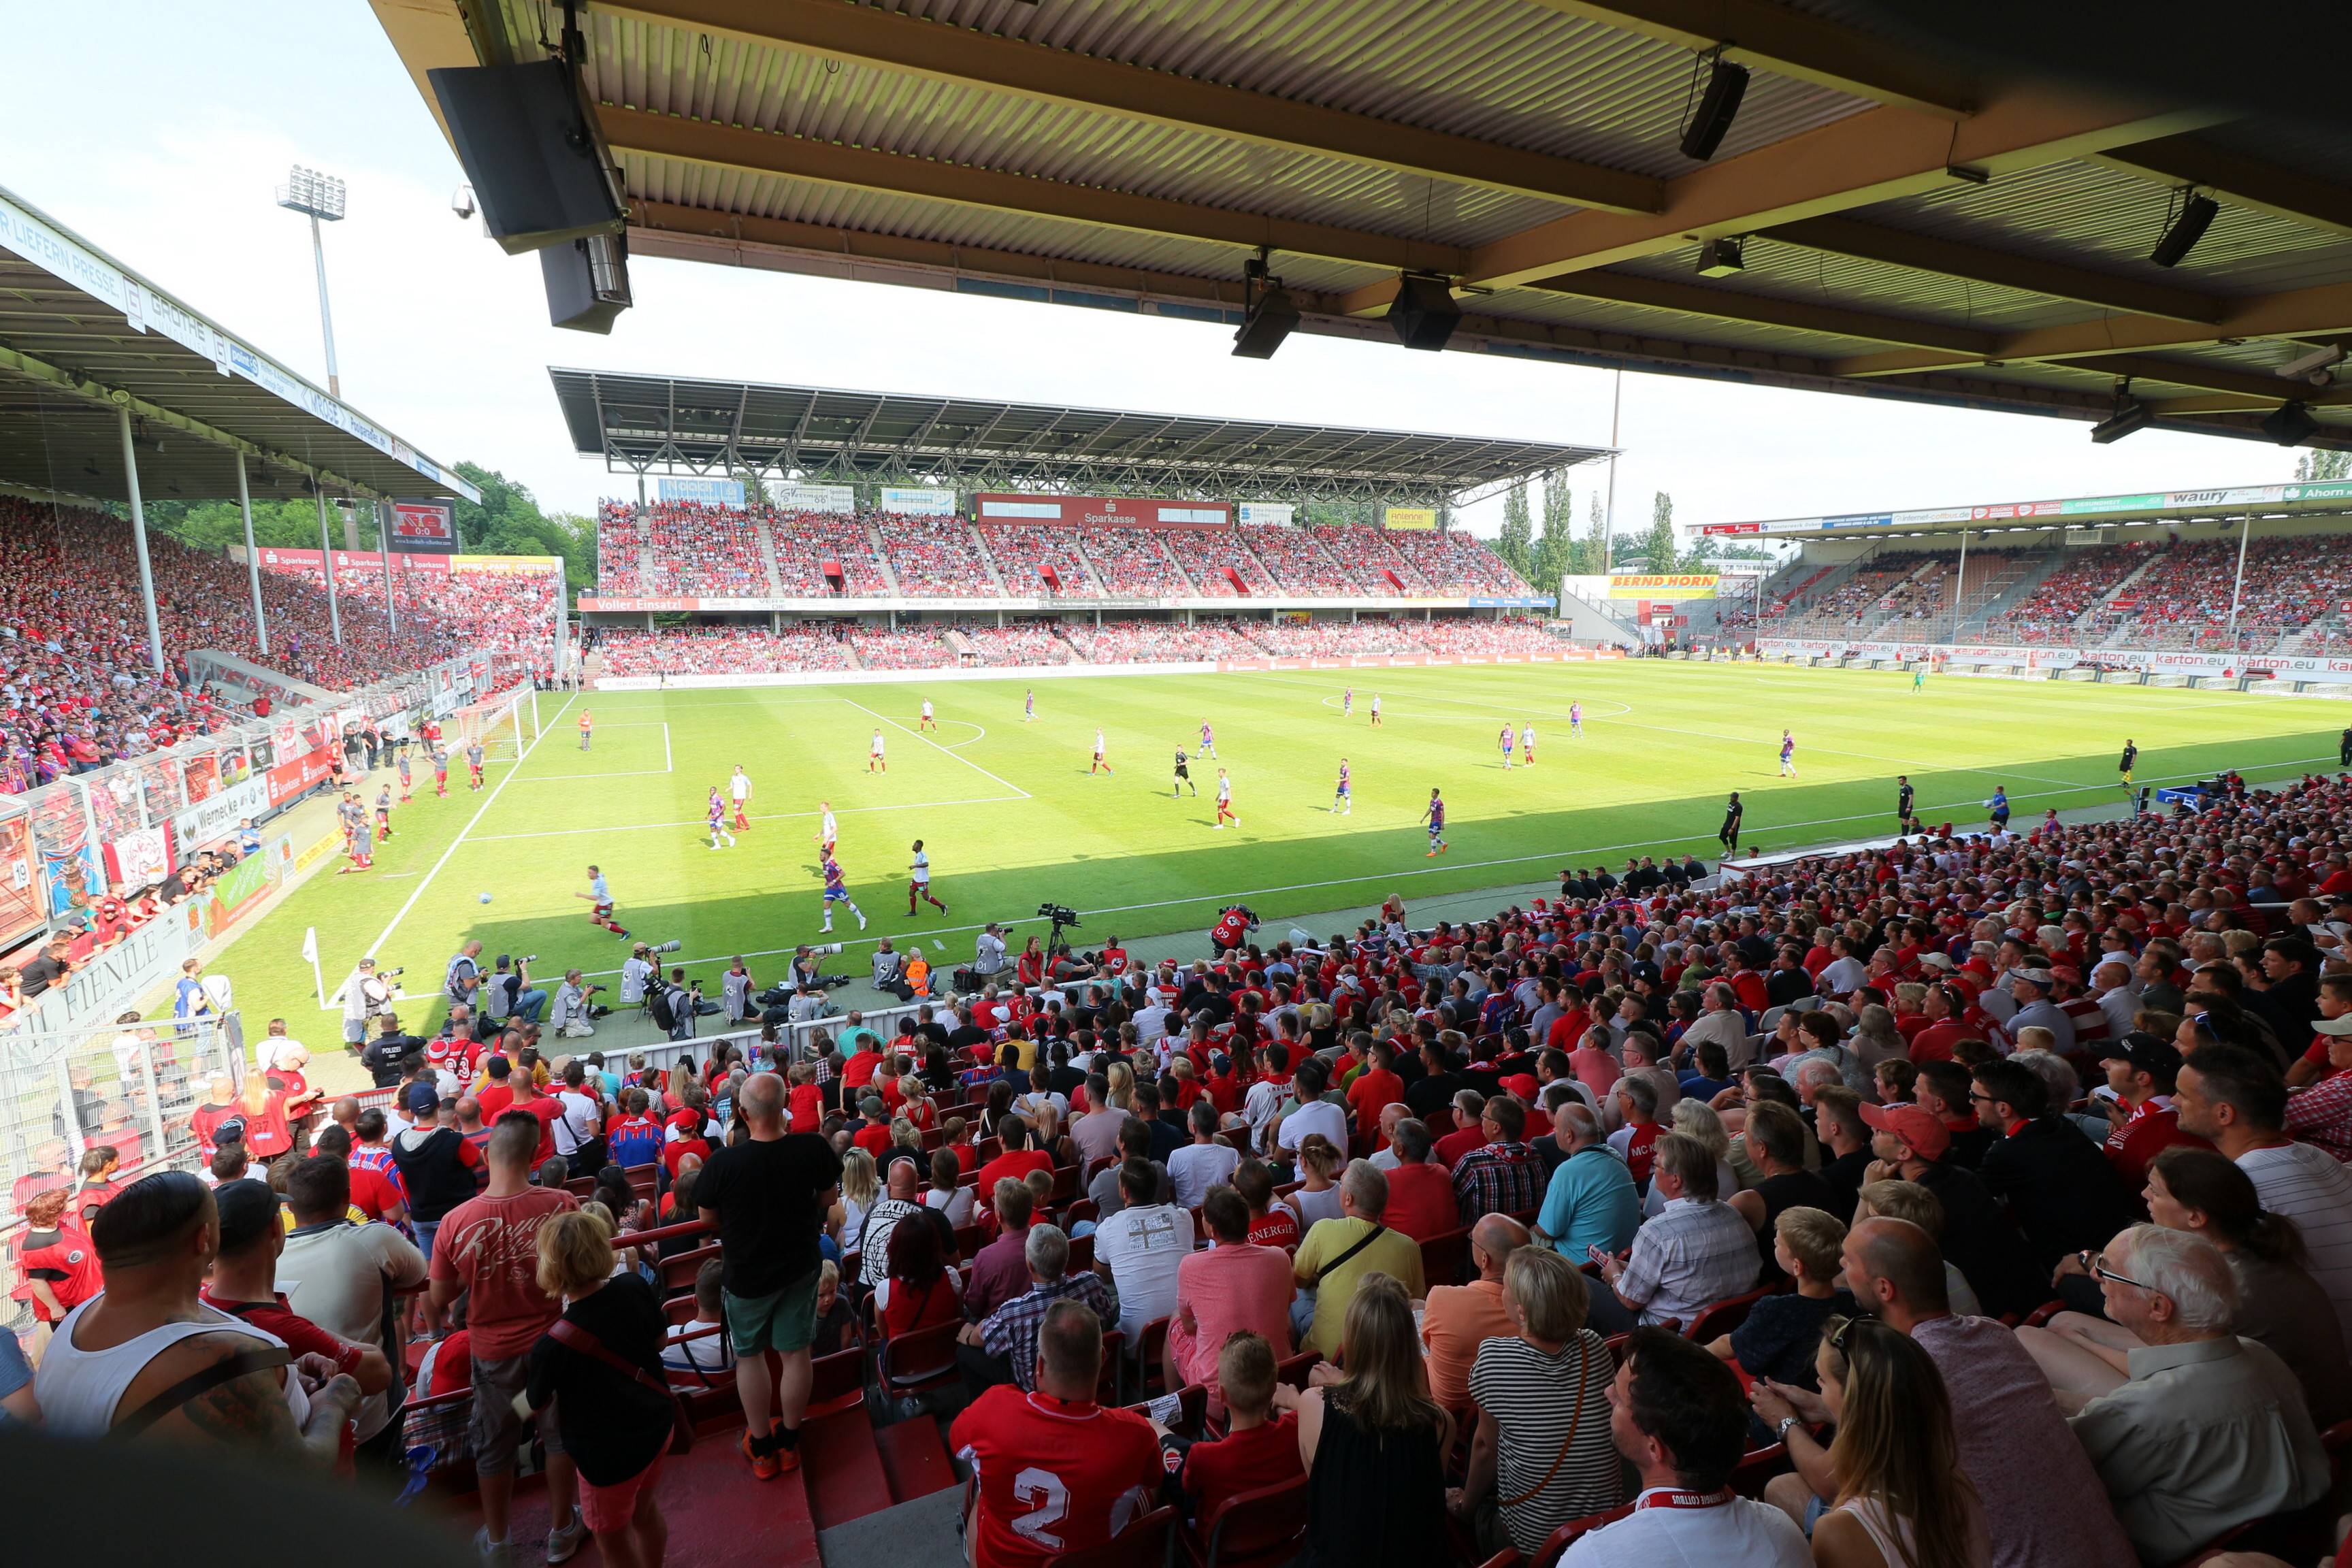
[768,512,892,598]
[957,623,1077,666]
[1060,620,1263,663]
[640,501,773,598]
[595,501,651,595]
[2100,537,2352,651]
[847,626,959,671]
[973,521,1099,600]
[1414,619,1567,657]
[1078,525,1192,597]
[1240,619,1429,657]
[436,559,563,676]
[1306,525,1435,595]
[592,625,855,676]
[1984,545,2157,644]
[1387,527,1533,595]
[0,497,476,789]
[874,518,1000,598]
[1238,525,1356,595]
[1162,527,1280,598]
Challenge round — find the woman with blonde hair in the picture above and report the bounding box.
[833,1146,879,1256]
[1274,1273,1450,1568]
[1753,1314,1986,1568]
[1103,1058,1137,1113]
[527,1209,674,1568]
[1284,1134,1348,1230]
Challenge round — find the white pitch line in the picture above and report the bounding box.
[467,793,1028,843]
[352,690,579,969]
[840,698,1031,798]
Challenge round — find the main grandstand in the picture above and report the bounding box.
[562,370,1584,681]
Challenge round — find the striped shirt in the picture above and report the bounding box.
[1615,1198,1759,1328]
[1469,1331,1621,1554]
[2236,1141,2352,1342]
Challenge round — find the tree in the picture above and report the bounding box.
[450,463,596,604]
[1585,489,1610,574]
[1642,491,1678,576]
[1496,480,1533,581]
[2296,450,2352,482]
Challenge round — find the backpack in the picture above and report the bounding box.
[646,983,679,1033]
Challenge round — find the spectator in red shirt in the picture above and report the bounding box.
[1235,1158,1301,1251]
[2099,1032,2209,1190]
[851,1096,898,1160]
[1380,1120,1462,1241]
[199,1177,392,1400]
[975,1117,1054,1199]
[1434,1091,1492,1170]
[1168,1330,1303,1526]
[950,1298,1161,1568]
[428,1113,582,1561]
[662,1108,711,1178]
[1347,1041,1405,1150]
[474,1056,519,1123]
[1906,983,1978,1064]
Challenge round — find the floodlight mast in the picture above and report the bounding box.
[276,165,347,399]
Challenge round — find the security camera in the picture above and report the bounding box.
[2274,344,2344,383]
[450,184,476,220]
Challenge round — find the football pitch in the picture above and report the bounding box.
[220,662,2345,1049]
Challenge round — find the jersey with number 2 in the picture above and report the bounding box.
[951,1387,1160,1568]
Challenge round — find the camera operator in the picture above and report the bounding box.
[442,939,484,1011]
[342,958,401,1051]
[550,968,603,1038]
[621,943,658,1007]
[479,954,548,1028]
[973,922,1009,985]
[871,938,914,1002]
[787,980,836,1026]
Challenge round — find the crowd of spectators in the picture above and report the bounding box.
[437,562,563,679]
[1237,526,1356,595]
[974,523,1098,599]
[595,502,649,595]
[18,763,2352,1568]
[1059,620,1263,663]
[1413,619,1564,657]
[1162,528,1280,598]
[875,519,998,598]
[591,625,855,676]
[1985,545,2155,645]
[639,502,773,598]
[1388,529,1531,595]
[1239,619,1428,657]
[957,625,1076,666]
[1077,526,1190,596]
[769,512,892,598]
[2101,538,2352,651]
[1306,525,1435,594]
[846,627,960,671]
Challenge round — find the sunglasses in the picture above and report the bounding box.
[1825,1313,1882,1355]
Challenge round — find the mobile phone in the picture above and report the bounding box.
[1586,1244,1608,1264]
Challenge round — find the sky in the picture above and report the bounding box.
[0,1,2305,540]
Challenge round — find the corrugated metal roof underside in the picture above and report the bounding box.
[549,368,1609,489]
[1614,242,2082,334]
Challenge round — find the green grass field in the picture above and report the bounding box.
[216,662,2347,1047]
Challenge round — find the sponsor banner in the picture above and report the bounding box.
[578,596,702,613]
[389,497,460,554]
[1383,506,1438,531]
[266,748,336,806]
[15,902,206,1035]
[1757,636,2352,685]
[1711,480,2352,537]
[107,826,172,888]
[1237,502,1296,527]
[1697,522,1762,536]
[1467,595,1557,608]
[1605,574,1718,600]
[431,686,463,718]
[292,822,346,874]
[656,476,746,506]
[252,546,454,576]
[448,554,561,574]
[203,849,274,934]
[774,482,857,514]
[172,775,270,853]
[973,494,1233,529]
[879,486,957,516]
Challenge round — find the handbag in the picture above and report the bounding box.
[547,1318,696,1456]
[1497,1339,1599,1509]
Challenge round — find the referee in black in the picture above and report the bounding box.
[1719,791,1744,853]
[1896,775,1916,832]
[2119,739,2138,793]
[2340,727,2351,768]
[1172,743,1197,796]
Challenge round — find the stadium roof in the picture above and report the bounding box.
[1700,474,2352,540]
[0,183,478,506]
[551,368,1605,503]
[377,2,2352,451]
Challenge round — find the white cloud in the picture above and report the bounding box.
[0,0,2296,530]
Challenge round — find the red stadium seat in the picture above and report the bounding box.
[1042,1505,1179,1568]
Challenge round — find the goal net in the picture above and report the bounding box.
[449,685,528,763]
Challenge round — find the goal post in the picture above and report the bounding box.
[450,683,529,764]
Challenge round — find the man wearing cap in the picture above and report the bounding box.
[1859,1100,2042,1318]
[2100,1033,2210,1189]
[2002,970,2074,1057]
[2284,1013,2352,1164]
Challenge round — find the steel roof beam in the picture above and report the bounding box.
[1520,0,1975,117]
[599,0,1661,213]
[1533,269,1998,355]
[609,107,1459,275]
[1829,279,2352,377]
[1759,214,2223,324]
[1336,93,2217,310]
[2095,135,2352,238]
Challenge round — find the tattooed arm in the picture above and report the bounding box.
[135,1333,359,1463]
